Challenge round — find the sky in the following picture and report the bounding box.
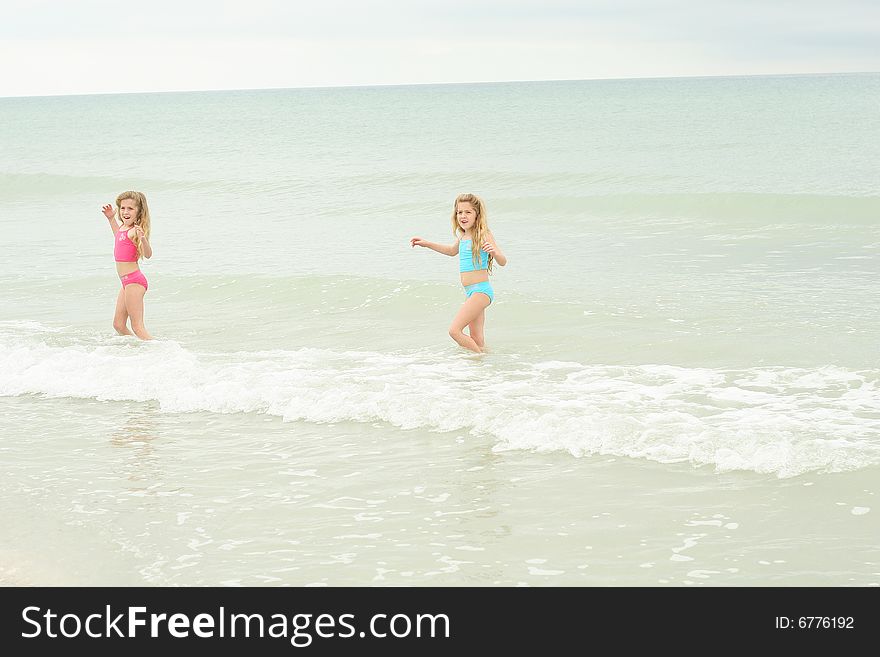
[1,0,878,97]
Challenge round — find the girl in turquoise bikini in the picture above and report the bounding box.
[411,193,507,353]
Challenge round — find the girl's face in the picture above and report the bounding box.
[118,199,139,226]
[456,202,477,231]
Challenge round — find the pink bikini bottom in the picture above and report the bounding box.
[120,270,148,291]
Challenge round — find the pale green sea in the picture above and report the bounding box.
[1,75,878,585]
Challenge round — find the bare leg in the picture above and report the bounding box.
[123,284,153,340]
[467,308,486,350]
[112,286,134,335]
[449,293,490,353]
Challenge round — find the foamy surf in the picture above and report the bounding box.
[2,328,877,478]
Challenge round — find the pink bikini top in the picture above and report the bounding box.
[114,227,139,262]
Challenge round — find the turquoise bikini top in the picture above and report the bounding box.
[459,239,489,272]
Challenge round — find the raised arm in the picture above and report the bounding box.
[134,225,152,259]
[101,204,119,235]
[482,232,507,266]
[410,237,458,256]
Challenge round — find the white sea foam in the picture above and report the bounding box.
[2,327,878,478]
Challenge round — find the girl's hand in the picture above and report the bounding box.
[134,225,146,240]
[410,237,426,248]
[101,204,115,220]
[483,236,506,266]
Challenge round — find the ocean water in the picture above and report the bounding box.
[1,74,878,586]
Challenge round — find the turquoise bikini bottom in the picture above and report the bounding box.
[464,281,494,304]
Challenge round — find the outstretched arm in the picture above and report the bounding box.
[101,204,119,234]
[482,232,507,266]
[410,237,458,256]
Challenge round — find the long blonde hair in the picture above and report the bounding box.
[116,191,151,260]
[450,193,493,273]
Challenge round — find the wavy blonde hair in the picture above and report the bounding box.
[116,191,151,260]
[450,193,493,273]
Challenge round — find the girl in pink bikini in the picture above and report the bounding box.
[101,191,153,340]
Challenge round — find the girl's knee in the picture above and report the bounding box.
[449,329,469,347]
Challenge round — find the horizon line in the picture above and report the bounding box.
[1,70,876,100]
